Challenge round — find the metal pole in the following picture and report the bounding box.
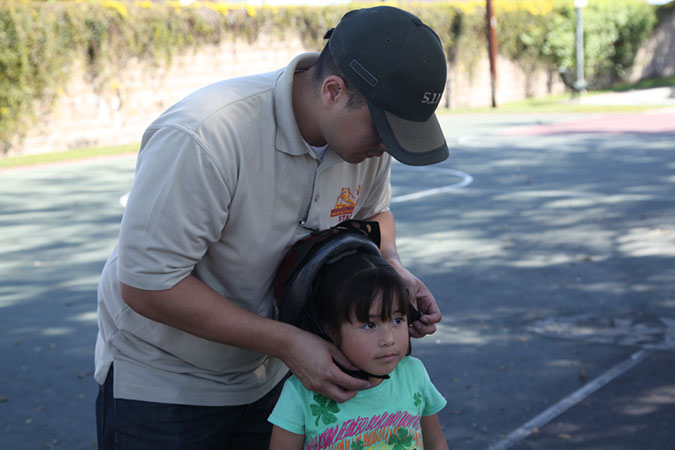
[575,4,586,92]
[486,0,498,107]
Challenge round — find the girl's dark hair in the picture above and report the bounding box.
[314,251,410,336]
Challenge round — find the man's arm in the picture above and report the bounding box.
[120,276,370,402]
[367,210,441,338]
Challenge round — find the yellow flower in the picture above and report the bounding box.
[450,0,482,15]
[494,0,554,16]
[102,0,128,18]
[202,1,234,16]
[245,5,257,17]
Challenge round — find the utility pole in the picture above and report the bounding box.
[574,0,588,92]
[486,0,498,107]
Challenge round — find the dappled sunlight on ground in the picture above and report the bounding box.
[0,155,136,449]
[2,109,674,448]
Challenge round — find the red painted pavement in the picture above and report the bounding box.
[504,112,675,136]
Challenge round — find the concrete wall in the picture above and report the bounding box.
[9,37,567,157]
[8,35,307,156]
[8,9,672,157]
[447,55,564,108]
[629,7,675,82]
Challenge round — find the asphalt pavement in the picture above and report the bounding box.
[1,90,674,449]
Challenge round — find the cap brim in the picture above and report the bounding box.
[368,103,448,166]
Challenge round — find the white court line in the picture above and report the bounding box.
[119,192,129,208]
[486,349,651,450]
[390,166,473,203]
[119,167,473,207]
[457,135,484,147]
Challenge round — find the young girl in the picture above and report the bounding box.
[268,251,448,450]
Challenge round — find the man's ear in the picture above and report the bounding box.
[321,75,347,108]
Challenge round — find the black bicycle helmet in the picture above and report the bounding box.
[274,220,382,329]
[274,219,421,380]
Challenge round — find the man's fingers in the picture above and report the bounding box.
[421,310,442,326]
[329,356,371,392]
[409,320,437,338]
[335,369,370,390]
[294,344,370,403]
[314,365,370,403]
[330,348,360,371]
[321,384,359,404]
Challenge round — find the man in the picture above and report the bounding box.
[95,5,449,449]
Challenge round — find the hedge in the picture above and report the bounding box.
[0,0,659,150]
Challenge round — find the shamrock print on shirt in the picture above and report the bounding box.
[311,394,340,426]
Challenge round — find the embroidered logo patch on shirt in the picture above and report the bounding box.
[330,186,361,220]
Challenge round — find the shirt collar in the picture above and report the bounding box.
[274,53,320,157]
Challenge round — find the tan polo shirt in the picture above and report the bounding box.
[94,53,392,406]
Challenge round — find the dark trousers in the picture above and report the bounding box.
[96,366,286,450]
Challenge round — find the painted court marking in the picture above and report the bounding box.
[486,350,652,450]
[120,166,474,207]
[503,113,675,136]
[119,192,129,207]
[488,312,675,449]
[390,166,473,203]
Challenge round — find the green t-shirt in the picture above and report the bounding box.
[268,356,447,450]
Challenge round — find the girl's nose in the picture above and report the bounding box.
[379,326,395,346]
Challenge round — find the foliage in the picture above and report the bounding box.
[0,1,83,148]
[496,0,657,85]
[609,74,675,92]
[0,0,662,150]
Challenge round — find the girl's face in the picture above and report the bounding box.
[336,298,409,379]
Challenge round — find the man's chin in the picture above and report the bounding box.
[338,153,380,164]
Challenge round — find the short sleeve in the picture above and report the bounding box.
[268,377,307,436]
[420,361,447,416]
[117,125,233,290]
[355,154,392,219]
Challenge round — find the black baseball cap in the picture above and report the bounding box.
[325,6,449,166]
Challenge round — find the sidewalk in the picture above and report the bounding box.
[579,86,675,106]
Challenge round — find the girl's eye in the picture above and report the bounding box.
[393,317,405,325]
[363,322,375,330]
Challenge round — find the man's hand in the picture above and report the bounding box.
[366,210,442,338]
[279,328,371,403]
[389,260,441,338]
